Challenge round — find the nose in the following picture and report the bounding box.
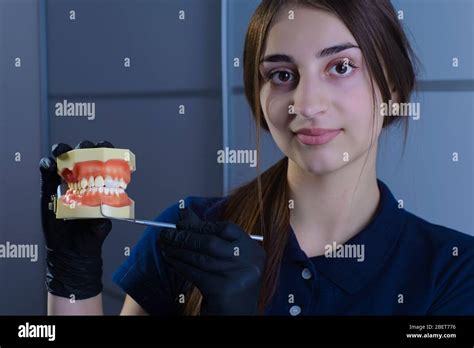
[292,75,329,119]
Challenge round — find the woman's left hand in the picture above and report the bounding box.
[157,207,266,315]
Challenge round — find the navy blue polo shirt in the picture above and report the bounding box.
[112,180,474,315]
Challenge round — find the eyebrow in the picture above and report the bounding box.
[260,43,359,64]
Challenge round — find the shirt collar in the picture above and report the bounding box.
[285,179,406,295]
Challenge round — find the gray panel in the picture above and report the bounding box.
[393,0,474,80]
[377,91,474,235]
[47,0,221,95]
[0,0,45,315]
[228,0,260,88]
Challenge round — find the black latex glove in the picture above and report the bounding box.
[157,207,266,315]
[39,140,114,300]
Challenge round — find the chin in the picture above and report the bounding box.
[290,151,343,176]
[303,162,345,176]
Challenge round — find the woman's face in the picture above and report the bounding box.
[259,5,383,176]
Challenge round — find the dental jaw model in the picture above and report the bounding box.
[55,148,136,219]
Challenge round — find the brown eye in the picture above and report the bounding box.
[328,58,357,77]
[335,63,348,74]
[277,71,291,82]
[269,71,296,85]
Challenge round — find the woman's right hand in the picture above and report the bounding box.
[39,140,114,300]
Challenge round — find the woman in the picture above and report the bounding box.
[40,0,474,315]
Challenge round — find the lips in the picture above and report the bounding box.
[294,128,342,146]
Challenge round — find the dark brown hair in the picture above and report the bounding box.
[183,0,417,315]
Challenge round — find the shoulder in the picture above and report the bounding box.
[400,210,474,254]
[399,210,474,314]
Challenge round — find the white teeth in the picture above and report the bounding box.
[72,175,128,195]
[80,178,88,189]
[119,179,127,189]
[95,176,104,187]
[105,176,114,188]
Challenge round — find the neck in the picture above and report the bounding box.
[287,151,380,257]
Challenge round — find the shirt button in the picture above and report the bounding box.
[289,305,301,316]
[301,268,312,280]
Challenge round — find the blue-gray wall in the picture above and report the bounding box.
[0,0,472,315]
[0,0,45,315]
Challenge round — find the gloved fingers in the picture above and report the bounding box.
[39,157,61,235]
[51,143,73,158]
[177,220,243,243]
[43,142,74,196]
[176,207,205,230]
[52,140,115,158]
[95,140,114,148]
[159,242,233,273]
[158,228,233,260]
[74,140,96,149]
[39,156,61,201]
[62,218,112,255]
[176,219,220,237]
[176,207,226,235]
[87,218,113,241]
[214,222,243,241]
[176,207,242,242]
[39,156,59,183]
[161,253,210,289]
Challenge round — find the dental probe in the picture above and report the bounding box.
[99,205,264,241]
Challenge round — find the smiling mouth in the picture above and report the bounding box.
[294,129,342,145]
